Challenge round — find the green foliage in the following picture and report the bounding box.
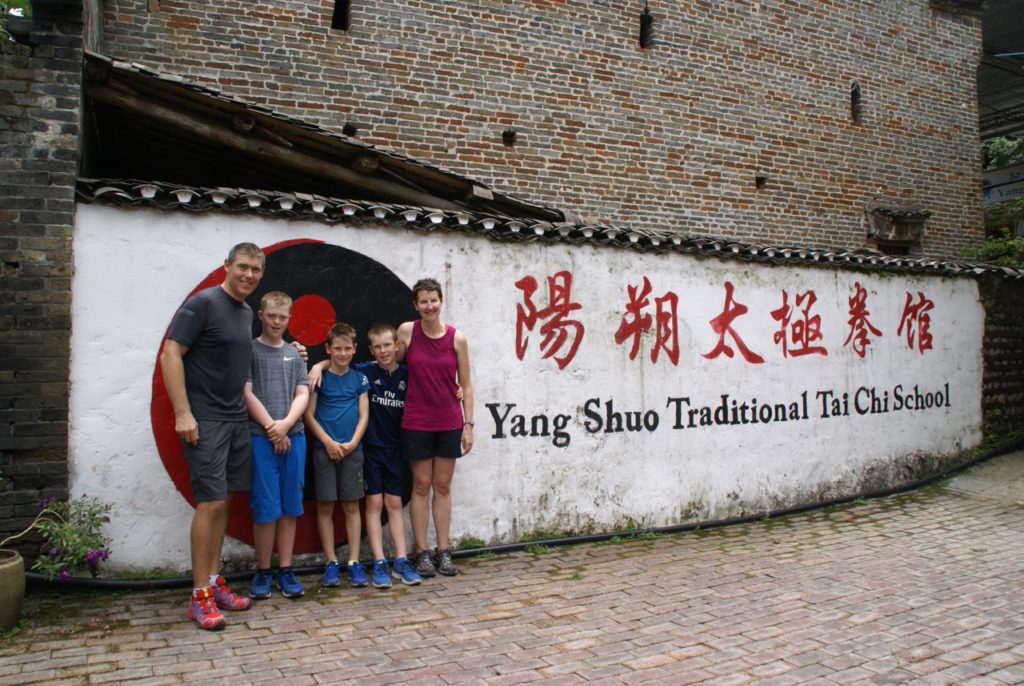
[1,1,31,42]
[983,136,1024,171]
[1,496,114,581]
[456,536,486,550]
[967,226,1024,268]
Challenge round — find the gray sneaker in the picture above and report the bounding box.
[433,548,458,576]
[414,549,437,578]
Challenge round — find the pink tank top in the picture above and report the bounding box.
[401,321,464,431]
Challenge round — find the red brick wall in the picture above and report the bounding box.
[98,0,983,258]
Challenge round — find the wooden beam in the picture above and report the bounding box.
[85,82,466,211]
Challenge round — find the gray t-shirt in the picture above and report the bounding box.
[248,338,308,437]
[166,285,253,422]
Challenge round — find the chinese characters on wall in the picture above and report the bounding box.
[513,271,934,369]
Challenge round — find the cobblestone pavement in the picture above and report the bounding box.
[2,451,1023,685]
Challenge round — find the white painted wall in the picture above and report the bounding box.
[71,204,983,570]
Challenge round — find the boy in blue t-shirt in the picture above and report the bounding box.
[244,291,310,600]
[303,322,370,588]
[356,324,422,588]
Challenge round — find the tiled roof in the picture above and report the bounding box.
[76,178,1023,280]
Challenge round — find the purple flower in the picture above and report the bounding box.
[39,497,53,508]
[48,547,60,559]
[58,565,69,581]
[84,548,110,567]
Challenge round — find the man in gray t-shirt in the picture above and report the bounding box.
[160,242,265,631]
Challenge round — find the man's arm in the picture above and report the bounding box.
[160,339,199,446]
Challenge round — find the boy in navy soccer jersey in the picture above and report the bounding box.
[356,324,422,587]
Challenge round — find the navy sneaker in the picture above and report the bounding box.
[250,569,273,600]
[371,560,392,589]
[348,561,369,588]
[277,567,304,598]
[414,549,437,578]
[392,557,422,586]
[322,560,342,587]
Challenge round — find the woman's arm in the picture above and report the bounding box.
[454,331,474,455]
[395,321,413,363]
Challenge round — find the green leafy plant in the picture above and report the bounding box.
[968,226,1024,269]
[1,496,113,581]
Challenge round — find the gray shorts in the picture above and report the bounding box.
[182,420,251,502]
[314,446,365,502]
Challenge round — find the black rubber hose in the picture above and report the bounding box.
[25,433,1024,592]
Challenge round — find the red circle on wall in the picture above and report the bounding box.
[289,294,335,346]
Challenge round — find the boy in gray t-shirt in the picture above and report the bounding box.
[244,291,309,601]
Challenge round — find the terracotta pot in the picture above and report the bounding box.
[0,549,25,631]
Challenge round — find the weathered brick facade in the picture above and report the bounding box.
[98,0,984,258]
[0,0,82,551]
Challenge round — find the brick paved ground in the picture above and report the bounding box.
[2,450,1023,685]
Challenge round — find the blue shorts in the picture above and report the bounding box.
[364,445,405,497]
[249,432,306,523]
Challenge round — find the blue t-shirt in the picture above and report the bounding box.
[355,362,406,448]
[313,367,369,448]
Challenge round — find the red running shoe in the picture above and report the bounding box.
[186,587,226,631]
[211,575,251,611]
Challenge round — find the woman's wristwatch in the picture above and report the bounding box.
[463,420,475,428]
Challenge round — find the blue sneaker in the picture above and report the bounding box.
[277,567,305,598]
[322,560,342,587]
[392,557,422,586]
[250,569,273,599]
[348,561,369,588]
[371,559,392,589]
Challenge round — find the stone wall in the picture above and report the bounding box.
[0,0,82,553]
[979,276,1024,440]
[98,0,984,258]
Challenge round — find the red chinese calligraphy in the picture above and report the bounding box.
[613,277,653,360]
[702,281,765,364]
[897,291,934,354]
[514,271,585,369]
[771,289,827,358]
[843,281,882,358]
[613,277,680,365]
[653,291,680,365]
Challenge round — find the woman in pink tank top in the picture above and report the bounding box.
[397,278,474,578]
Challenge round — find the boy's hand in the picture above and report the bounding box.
[272,436,291,455]
[325,439,345,461]
[265,419,289,443]
[339,441,356,458]
[290,340,308,362]
[307,361,326,389]
[455,384,464,401]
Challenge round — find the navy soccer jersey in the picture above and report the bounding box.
[356,361,406,449]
